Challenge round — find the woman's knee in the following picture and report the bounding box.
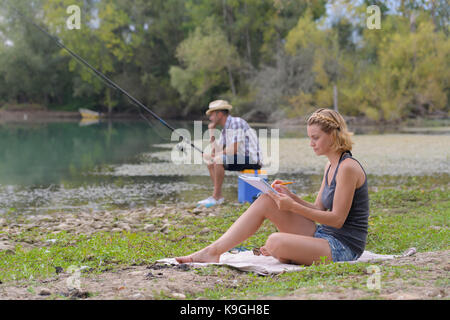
[254,193,275,207]
[264,233,292,263]
[264,232,284,255]
[248,194,275,215]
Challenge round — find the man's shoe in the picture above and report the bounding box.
[197,196,215,207]
[197,197,224,208]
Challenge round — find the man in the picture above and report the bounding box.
[197,100,262,207]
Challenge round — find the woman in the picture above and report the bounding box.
[176,108,369,265]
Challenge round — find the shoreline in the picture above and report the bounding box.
[0,109,141,123]
[1,109,449,127]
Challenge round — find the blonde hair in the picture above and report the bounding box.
[307,108,354,153]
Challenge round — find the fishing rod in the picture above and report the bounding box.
[9,4,203,155]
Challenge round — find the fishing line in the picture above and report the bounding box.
[8,3,202,155]
[136,106,187,153]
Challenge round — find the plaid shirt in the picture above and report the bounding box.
[217,116,262,165]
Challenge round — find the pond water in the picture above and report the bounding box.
[0,119,448,216]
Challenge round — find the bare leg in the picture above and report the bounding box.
[260,233,332,265]
[207,162,224,200]
[175,194,317,263]
[212,163,224,200]
[207,163,215,185]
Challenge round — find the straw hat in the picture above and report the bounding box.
[205,100,233,115]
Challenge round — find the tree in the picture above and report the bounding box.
[170,17,240,114]
[342,7,449,121]
[175,0,327,117]
[284,8,351,116]
[371,16,449,120]
[0,0,76,107]
[0,0,446,122]
[43,0,133,114]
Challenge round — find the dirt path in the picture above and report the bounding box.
[0,250,448,300]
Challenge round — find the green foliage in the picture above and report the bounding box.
[43,0,132,113]
[283,4,450,120]
[0,0,74,106]
[374,17,449,120]
[0,0,447,120]
[170,17,240,113]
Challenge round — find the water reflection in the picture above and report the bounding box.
[79,119,100,127]
[0,120,173,186]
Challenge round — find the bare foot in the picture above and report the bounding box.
[175,246,221,264]
[260,245,291,264]
[259,246,271,256]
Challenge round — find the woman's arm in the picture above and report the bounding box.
[269,160,359,228]
[290,193,320,210]
[273,162,329,211]
[295,160,359,228]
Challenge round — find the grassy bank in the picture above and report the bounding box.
[0,180,448,299]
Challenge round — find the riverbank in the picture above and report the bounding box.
[0,184,448,300]
[0,109,146,123]
[0,109,80,122]
[1,107,449,127]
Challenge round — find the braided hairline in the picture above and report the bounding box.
[308,112,340,129]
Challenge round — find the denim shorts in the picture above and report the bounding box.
[314,225,359,262]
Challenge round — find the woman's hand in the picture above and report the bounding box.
[271,180,293,197]
[266,190,296,212]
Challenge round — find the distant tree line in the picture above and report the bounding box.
[0,0,448,121]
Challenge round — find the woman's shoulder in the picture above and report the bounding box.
[339,157,364,172]
[338,158,366,186]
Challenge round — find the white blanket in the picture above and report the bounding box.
[157,248,416,276]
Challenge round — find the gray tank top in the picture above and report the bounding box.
[320,151,369,256]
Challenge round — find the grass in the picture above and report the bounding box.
[0,179,448,299]
[367,187,449,254]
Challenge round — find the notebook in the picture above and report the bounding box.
[238,175,279,195]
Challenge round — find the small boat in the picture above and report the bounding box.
[79,108,100,119]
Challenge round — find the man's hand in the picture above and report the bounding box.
[208,122,217,143]
[203,153,214,165]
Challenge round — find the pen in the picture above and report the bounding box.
[271,181,294,187]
